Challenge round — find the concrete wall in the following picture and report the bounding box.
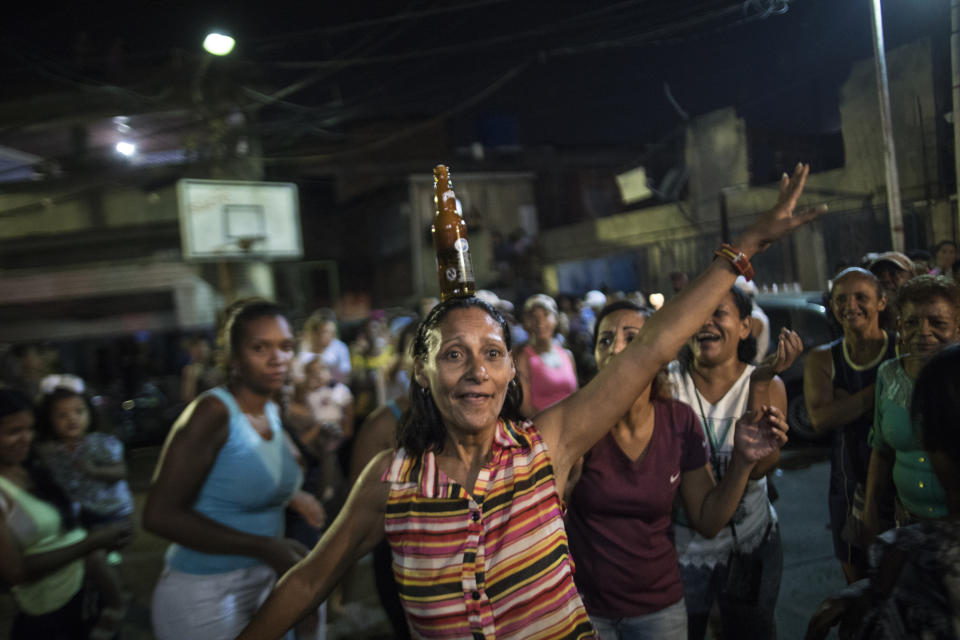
[539,38,945,295]
[0,261,219,341]
[408,172,535,297]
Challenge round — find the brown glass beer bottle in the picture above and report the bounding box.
[432,164,475,300]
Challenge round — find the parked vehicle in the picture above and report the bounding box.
[756,291,840,441]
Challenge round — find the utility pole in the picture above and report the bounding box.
[951,0,960,238]
[870,0,905,252]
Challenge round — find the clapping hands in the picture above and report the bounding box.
[733,405,789,464]
[753,328,803,382]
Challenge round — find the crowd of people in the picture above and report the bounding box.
[1,169,960,640]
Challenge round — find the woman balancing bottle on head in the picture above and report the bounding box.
[432,164,475,301]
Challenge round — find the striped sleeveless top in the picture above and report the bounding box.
[382,419,596,640]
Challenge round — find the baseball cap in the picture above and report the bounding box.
[523,294,558,316]
[868,251,912,273]
[584,290,607,310]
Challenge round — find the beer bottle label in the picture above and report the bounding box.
[441,246,474,283]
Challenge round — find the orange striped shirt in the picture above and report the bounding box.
[382,419,596,640]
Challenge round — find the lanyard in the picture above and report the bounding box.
[691,382,733,467]
[691,375,744,547]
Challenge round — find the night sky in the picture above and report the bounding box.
[0,1,950,150]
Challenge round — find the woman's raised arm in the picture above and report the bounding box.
[538,164,825,483]
[238,450,391,640]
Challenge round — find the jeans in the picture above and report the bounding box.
[681,523,782,640]
[590,599,687,640]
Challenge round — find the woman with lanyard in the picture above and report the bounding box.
[236,164,823,640]
[669,285,800,640]
[804,267,898,583]
[565,300,798,640]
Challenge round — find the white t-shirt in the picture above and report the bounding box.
[293,339,352,384]
[668,360,776,568]
[751,301,771,362]
[306,383,353,425]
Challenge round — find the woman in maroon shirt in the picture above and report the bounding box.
[565,300,797,640]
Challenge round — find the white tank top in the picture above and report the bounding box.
[668,361,776,568]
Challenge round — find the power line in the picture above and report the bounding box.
[263,59,533,163]
[249,0,516,47]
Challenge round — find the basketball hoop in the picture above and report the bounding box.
[235,235,265,253]
[177,179,302,262]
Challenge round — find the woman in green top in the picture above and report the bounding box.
[0,388,132,640]
[863,275,960,539]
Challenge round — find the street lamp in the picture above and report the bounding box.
[194,30,236,105]
[202,32,235,56]
[115,141,136,157]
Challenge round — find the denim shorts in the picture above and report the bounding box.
[590,599,687,640]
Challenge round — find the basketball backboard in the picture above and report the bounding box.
[177,179,303,261]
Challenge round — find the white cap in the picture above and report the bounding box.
[523,294,558,316]
[40,374,85,395]
[734,275,759,298]
[584,290,607,309]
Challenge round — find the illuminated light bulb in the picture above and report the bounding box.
[115,141,136,156]
[649,293,665,310]
[203,32,235,56]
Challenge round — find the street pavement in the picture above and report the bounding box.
[774,446,845,640]
[0,444,843,640]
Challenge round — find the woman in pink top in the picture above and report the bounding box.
[516,294,578,417]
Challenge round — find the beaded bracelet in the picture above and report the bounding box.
[714,243,754,281]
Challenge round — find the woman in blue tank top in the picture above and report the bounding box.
[144,299,321,640]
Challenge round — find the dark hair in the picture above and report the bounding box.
[303,308,337,333]
[897,275,960,317]
[397,297,522,455]
[216,298,288,375]
[0,388,77,529]
[35,387,98,442]
[912,343,960,467]
[0,387,32,419]
[679,286,757,368]
[934,239,957,253]
[592,300,653,351]
[729,286,758,363]
[398,318,420,354]
[592,300,673,400]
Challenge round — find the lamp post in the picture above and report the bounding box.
[869,0,905,252]
[951,0,960,239]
